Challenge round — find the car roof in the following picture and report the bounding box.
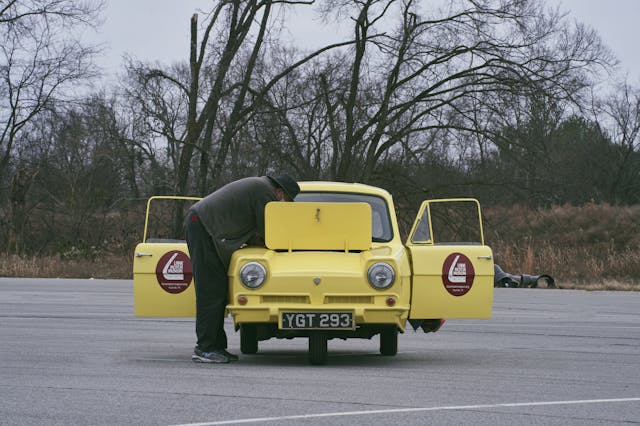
[298,181,392,198]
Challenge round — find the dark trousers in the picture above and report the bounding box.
[185,210,228,352]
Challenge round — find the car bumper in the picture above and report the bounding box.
[227,304,410,330]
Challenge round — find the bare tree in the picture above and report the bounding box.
[600,81,640,203]
[129,0,360,232]
[292,0,615,181]
[0,0,103,254]
[123,60,190,189]
[0,0,103,177]
[138,1,301,197]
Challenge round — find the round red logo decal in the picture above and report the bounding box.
[441,252,475,296]
[155,250,193,294]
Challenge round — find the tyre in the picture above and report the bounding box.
[379,327,398,356]
[308,332,328,365]
[240,324,258,354]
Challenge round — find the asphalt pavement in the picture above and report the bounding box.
[1,278,639,425]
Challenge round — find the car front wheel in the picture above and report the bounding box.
[308,332,328,365]
[240,324,258,354]
[380,327,398,356]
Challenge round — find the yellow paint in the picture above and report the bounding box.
[265,202,371,251]
[406,245,494,318]
[226,247,411,328]
[132,242,196,317]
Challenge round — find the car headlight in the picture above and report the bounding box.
[239,262,266,289]
[367,262,395,289]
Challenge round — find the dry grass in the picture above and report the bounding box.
[485,203,640,291]
[0,254,132,279]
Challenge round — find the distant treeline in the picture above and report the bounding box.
[1,98,639,258]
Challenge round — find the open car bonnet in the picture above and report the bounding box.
[265,202,372,251]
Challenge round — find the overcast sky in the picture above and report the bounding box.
[91,0,640,85]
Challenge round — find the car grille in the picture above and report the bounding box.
[324,296,374,304]
[261,295,310,304]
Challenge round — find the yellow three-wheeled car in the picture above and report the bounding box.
[133,182,494,365]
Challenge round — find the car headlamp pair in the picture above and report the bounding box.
[240,261,396,290]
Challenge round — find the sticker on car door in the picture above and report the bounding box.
[155,250,192,294]
[442,252,475,296]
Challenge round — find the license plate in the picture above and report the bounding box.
[280,311,354,330]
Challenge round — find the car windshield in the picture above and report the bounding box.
[295,192,393,242]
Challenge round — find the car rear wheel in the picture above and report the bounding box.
[240,324,258,354]
[308,332,328,365]
[380,327,398,356]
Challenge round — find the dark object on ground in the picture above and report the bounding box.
[494,264,556,288]
[408,319,446,333]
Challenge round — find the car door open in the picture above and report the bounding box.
[406,198,494,319]
[133,196,201,317]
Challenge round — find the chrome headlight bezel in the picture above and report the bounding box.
[367,262,395,290]
[239,262,267,289]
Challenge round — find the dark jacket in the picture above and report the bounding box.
[190,176,277,267]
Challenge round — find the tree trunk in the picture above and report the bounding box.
[172,14,201,236]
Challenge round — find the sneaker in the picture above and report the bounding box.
[222,349,239,361]
[192,347,229,363]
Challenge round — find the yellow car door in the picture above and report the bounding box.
[406,199,494,319]
[133,196,200,317]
